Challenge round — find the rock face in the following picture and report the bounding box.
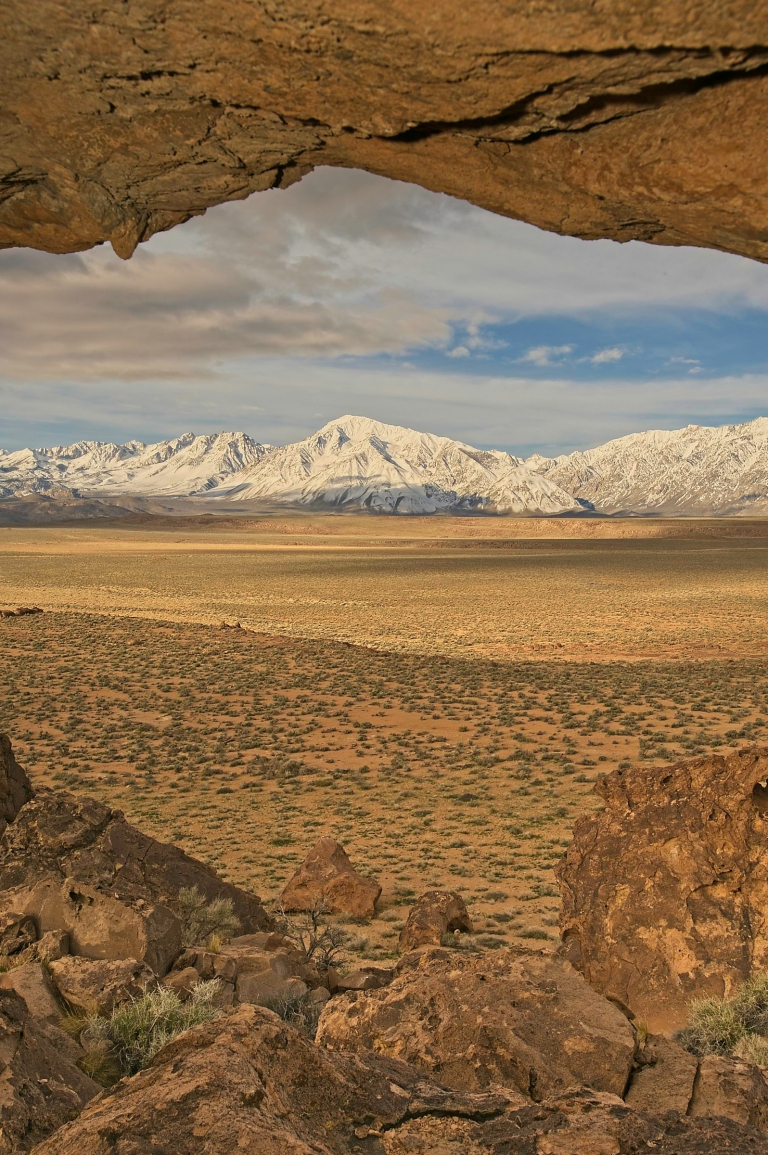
[2,4,768,263]
[689,1055,768,1132]
[625,1034,699,1115]
[0,783,271,975]
[399,890,474,952]
[30,1006,768,1155]
[317,945,637,1100]
[48,956,155,1015]
[0,733,33,836]
[280,837,381,918]
[0,991,98,1153]
[557,746,768,1031]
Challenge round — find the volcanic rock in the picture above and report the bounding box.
[557,746,768,1030]
[0,991,98,1153]
[0,734,33,836]
[280,837,381,918]
[3,6,768,264]
[0,784,271,974]
[317,945,637,1100]
[48,956,155,1015]
[689,1054,768,1131]
[28,1006,768,1155]
[399,890,474,952]
[335,966,393,992]
[0,962,62,1028]
[624,1034,699,1114]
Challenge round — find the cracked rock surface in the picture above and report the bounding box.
[2,2,767,259]
[29,1004,768,1154]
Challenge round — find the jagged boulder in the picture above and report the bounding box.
[280,837,381,918]
[0,962,62,1027]
[0,733,33,835]
[557,746,768,1031]
[625,1034,699,1115]
[689,1055,768,1132]
[28,1006,768,1155]
[399,890,473,952]
[0,991,98,1153]
[48,956,155,1015]
[317,945,637,1100]
[0,786,271,975]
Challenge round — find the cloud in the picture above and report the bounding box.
[447,346,470,358]
[590,346,625,364]
[520,345,574,366]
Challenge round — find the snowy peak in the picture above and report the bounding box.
[528,417,768,514]
[228,414,579,514]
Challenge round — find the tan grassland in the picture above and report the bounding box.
[2,515,768,961]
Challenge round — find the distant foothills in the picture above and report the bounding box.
[2,414,768,517]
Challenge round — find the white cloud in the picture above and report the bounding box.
[590,346,625,364]
[520,345,574,367]
[447,346,470,358]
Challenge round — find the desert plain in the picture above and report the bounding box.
[2,512,768,962]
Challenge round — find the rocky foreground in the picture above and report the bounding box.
[1,734,768,1151]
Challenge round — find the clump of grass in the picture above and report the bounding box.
[80,981,223,1077]
[175,886,241,948]
[676,974,768,1063]
[261,989,322,1039]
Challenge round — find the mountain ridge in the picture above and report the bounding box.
[2,414,767,516]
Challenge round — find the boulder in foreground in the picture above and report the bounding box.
[317,945,637,1100]
[280,837,381,918]
[557,746,768,1031]
[0,732,33,836]
[30,1005,768,1155]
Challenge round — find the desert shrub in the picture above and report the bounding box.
[261,989,322,1039]
[273,900,350,972]
[80,981,223,1077]
[176,886,241,948]
[676,973,768,1062]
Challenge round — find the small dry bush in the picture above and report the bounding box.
[175,886,241,948]
[273,899,349,973]
[676,974,768,1063]
[261,989,322,1039]
[78,981,223,1079]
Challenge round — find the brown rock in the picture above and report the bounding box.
[624,1034,699,1114]
[317,945,637,1100]
[0,962,62,1027]
[336,966,394,992]
[0,786,271,974]
[30,930,70,963]
[399,890,473,952]
[689,1054,768,1131]
[48,956,155,1015]
[557,746,768,1031]
[280,837,381,918]
[2,8,768,264]
[0,910,37,956]
[27,1007,768,1155]
[162,966,201,1000]
[0,991,98,1153]
[0,734,33,836]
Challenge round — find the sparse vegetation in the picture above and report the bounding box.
[175,886,241,948]
[273,899,350,972]
[77,981,223,1080]
[676,974,768,1064]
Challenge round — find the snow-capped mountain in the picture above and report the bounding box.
[0,417,579,515]
[225,415,580,514]
[0,432,270,499]
[527,417,768,514]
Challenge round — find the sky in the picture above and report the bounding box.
[2,166,768,458]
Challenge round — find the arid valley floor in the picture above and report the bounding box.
[2,514,768,962]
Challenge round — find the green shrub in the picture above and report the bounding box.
[81,981,223,1076]
[175,886,241,948]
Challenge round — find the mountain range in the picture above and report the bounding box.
[2,414,767,516]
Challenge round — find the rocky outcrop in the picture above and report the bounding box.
[280,837,381,919]
[689,1055,768,1132]
[625,1034,699,1114]
[399,890,473,952]
[0,962,62,1028]
[317,945,637,1100]
[0,785,271,975]
[0,734,33,836]
[2,5,768,263]
[170,931,328,1006]
[0,991,98,1153]
[29,1005,768,1155]
[557,746,768,1031]
[48,956,155,1015]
